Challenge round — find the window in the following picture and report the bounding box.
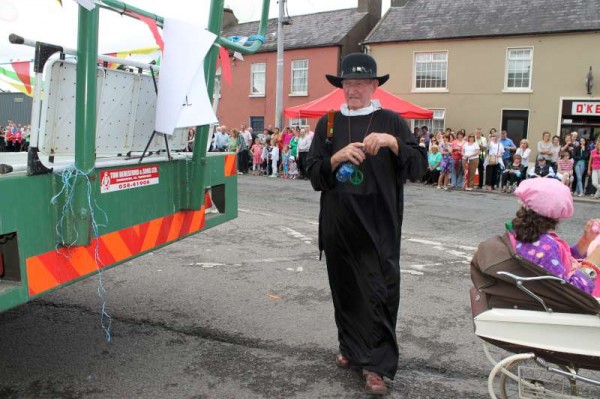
[414,52,448,90]
[250,63,266,95]
[505,48,533,90]
[413,109,445,133]
[250,116,264,132]
[289,118,308,129]
[290,59,308,95]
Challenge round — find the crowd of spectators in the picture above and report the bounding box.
[416,126,600,198]
[208,123,314,179]
[0,120,30,152]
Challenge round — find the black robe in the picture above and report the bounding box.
[306,109,426,378]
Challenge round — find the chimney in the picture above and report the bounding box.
[391,0,410,6]
[222,8,238,29]
[357,0,382,17]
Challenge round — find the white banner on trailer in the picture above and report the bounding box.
[155,17,217,135]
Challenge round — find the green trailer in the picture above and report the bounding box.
[0,0,270,314]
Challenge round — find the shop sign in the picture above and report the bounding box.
[572,101,600,116]
[100,165,159,193]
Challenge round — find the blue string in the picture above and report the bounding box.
[51,166,112,342]
[227,35,265,46]
[247,35,265,44]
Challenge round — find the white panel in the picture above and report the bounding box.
[38,59,188,157]
[95,68,139,154]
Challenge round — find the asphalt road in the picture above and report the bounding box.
[1,176,599,398]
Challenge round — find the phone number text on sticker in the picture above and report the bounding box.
[100,165,159,193]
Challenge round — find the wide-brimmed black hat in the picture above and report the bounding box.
[325,53,389,88]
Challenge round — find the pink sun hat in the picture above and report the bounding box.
[514,178,573,220]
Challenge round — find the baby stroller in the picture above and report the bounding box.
[470,233,600,398]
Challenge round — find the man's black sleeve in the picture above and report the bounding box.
[306,115,336,191]
[393,112,427,183]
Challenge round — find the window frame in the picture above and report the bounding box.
[250,62,266,97]
[412,51,449,93]
[503,47,534,93]
[290,59,309,96]
[288,118,308,128]
[412,109,446,133]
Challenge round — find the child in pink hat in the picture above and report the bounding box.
[508,178,600,296]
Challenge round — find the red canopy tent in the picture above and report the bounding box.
[284,88,433,119]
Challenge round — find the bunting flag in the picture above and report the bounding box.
[0,75,31,96]
[217,46,232,85]
[126,11,164,51]
[11,61,32,94]
[99,46,161,69]
[0,65,35,96]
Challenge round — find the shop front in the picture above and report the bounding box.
[560,98,600,141]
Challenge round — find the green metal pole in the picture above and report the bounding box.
[187,0,271,210]
[215,0,270,55]
[70,5,100,246]
[100,0,163,26]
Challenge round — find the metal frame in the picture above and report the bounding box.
[0,0,271,313]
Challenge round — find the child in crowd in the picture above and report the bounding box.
[281,145,290,179]
[270,139,280,178]
[288,156,299,179]
[557,150,574,188]
[251,138,263,175]
[261,141,271,176]
[528,156,555,178]
[437,133,453,190]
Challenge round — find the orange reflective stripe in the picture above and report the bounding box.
[27,257,60,295]
[167,212,185,242]
[27,207,209,296]
[189,208,205,232]
[224,154,236,176]
[66,246,97,276]
[101,231,133,263]
[141,218,162,252]
[178,211,195,237]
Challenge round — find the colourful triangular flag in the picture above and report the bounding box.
[126,11,164,52]
[10,61,32,94]
[217,47,232,85]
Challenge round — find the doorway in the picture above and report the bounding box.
[501,110,529,144]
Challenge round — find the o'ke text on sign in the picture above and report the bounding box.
[572,102,600,116]
[100,165,159,193]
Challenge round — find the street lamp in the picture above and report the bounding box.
[585,66,593,95]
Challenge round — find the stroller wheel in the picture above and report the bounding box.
[498,357,586,399]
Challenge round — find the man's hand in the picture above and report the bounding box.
[331,142,366,170]
[363,133,398,156]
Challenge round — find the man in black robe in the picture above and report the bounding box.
[306,53,427,395]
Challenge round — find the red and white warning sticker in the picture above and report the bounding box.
[100,165,159,193]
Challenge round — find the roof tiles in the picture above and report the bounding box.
[222,9,368,51]
[365,0,600,43]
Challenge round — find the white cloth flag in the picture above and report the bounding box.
[155,18,218,135]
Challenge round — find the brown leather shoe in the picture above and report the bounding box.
[335,353,351,369]
[364,371,387,395]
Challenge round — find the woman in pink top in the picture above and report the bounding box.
[450,130,466,188]
[282,127,294,146]
[588,139,600,198]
